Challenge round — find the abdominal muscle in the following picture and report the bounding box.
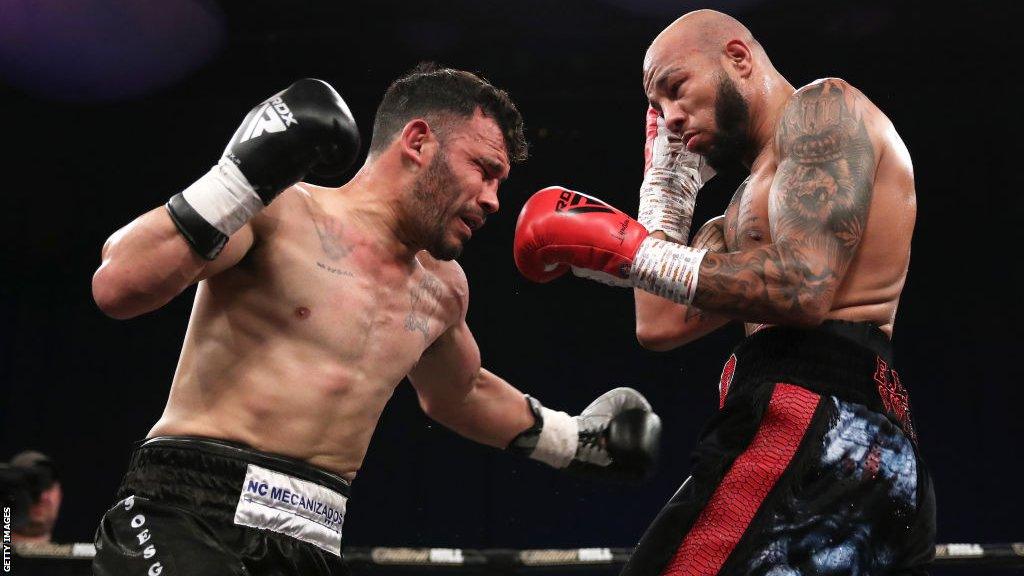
[148,279,426,481]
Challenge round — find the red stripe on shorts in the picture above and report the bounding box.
[661,383,820,576]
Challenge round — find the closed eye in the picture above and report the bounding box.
[478,159,506,182]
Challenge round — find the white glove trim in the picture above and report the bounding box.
[181,158,263,236]
[571,267,632,288]
[531,407,579,469]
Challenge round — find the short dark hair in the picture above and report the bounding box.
[368,62,528,163]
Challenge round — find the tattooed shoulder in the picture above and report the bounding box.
[690,79,879,324]
[772,78,876,243]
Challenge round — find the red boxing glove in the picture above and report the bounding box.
[514,186,649,283]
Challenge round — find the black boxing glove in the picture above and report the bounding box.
[166,78,360,259]
[508,388,662,483]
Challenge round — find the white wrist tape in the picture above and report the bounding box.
[531,407,579,469]
[630,236,707,304]
[637,166,700,242]
[181,158,264,236]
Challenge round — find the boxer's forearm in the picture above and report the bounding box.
[633,232,682,344]
[635,289,730,350]
[634,226,729,349]
[421,368,535,449]
[92,207,250,319]
[693,242,838,327]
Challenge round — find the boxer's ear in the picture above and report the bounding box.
[399,119,434,171]
[724,39,753,79]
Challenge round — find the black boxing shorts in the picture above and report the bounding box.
[622,321,936,576]
[92,436,352,576]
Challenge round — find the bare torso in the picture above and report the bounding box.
[721,87,916,337]
[149,184,463,479]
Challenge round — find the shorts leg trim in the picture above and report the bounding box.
[662,383,821,576]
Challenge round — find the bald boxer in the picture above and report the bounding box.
[515,11,934,576]
[90,64,661,576]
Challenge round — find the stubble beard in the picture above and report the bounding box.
[410,151,464,261]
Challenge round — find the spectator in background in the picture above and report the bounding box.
[9,450,62,544]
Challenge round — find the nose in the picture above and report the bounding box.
[662,104,687,136]
[478,181,499,214]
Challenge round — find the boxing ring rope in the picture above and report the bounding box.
[12,541,1024,572]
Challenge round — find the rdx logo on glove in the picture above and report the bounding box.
[241,97,299,142]
[555,190,616,215]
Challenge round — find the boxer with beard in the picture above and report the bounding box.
[91,63,661,576]
[514,10,934,575]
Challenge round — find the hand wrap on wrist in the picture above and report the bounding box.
[166,159,262,260]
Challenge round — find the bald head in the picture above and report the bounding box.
[643,10,779,170]
[645,10,761,71]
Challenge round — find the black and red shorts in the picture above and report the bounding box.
[622,321,936,576]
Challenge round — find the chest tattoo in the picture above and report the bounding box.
[405,276,443,341]
[316,261,354,277]
[314,214,352,260]
[725,176,752,249]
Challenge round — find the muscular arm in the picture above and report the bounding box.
[634,216,731,350]
[407,277,534,448]
[692,79,877,326]
[92,206,254,319]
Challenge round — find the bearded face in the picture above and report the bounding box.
[705,71,754,171]
[408,149,466,261]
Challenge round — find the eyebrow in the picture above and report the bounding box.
[646,65,685,100]
[480,157,509,181]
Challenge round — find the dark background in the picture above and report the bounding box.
[2,0,1022,571]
